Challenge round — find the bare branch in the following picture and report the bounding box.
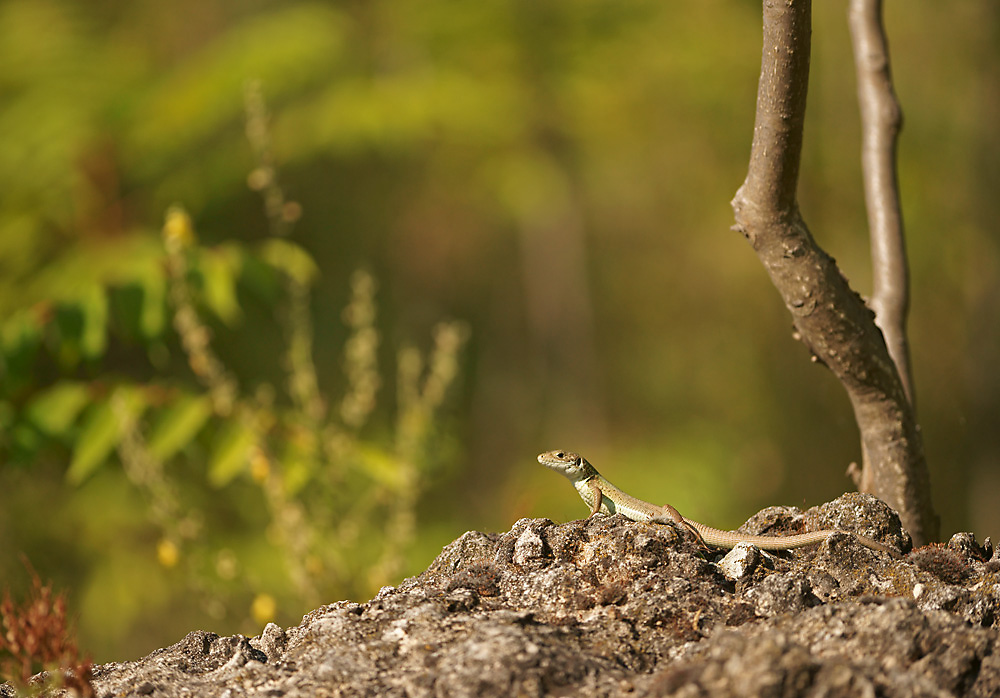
[848,0,914,406]
[736,0,812,214]
[732,0,937,545]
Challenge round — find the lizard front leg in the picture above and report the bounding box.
[586,480,604,518]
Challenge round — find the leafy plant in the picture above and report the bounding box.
[0,87,468,629]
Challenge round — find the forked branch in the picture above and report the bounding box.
[731,0,936,545]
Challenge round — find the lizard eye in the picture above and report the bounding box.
[554,451,565,459]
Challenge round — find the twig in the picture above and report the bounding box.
[848,0,914,407]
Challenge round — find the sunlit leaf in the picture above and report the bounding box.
[147,394,213,461]
[208,419,255,486]
[199,245,243,325]
[80,284,108,358]
[69,403,115,481]
[258,239,318,285]
[25,381,91,437]
[356,445,402,488]
[67,387,146,484]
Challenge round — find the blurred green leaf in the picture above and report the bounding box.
[109,273,169,342]
[147,394,213,462]
[1,309,37,351]
[238,254,282,300]
[208,419,255,487]
[67,386,146,484]
[356,445,402,489]
[67,405,116,483]
[258,239,318,285]
[140,273,168,338]
[109,284,148,342]
[0,309,44,392]
[80,284,108,358]
[282,456,314,496]
[9,422,42,463]
[25,381,91,437]
[53,303,84,367]
[199,245,244,325]
[41,287,110,366]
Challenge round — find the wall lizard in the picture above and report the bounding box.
[538,450,903,559]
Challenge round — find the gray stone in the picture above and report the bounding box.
[22,494,1000,697]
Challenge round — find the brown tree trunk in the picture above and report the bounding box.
[731,0,937,545]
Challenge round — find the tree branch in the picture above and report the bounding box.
[731,0,937,545]
[848,0,914,407]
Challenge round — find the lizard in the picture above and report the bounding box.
[537,449,903,559]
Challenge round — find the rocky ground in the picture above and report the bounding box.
[12,492,1000,697]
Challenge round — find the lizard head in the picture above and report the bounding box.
[537,450,591,480]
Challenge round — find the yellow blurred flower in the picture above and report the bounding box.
[163,206,196,252]
[157,538,180,568]
[251,593,277,625]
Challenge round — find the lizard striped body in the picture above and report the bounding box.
[538,450,902,559]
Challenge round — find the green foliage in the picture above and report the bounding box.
[24,382,91,437]
[0,210,462,560]
[67,395,126,486]
[207,419,256,488]
[146,395,213,463]
[0,55,468,653]
[0,207,467,652]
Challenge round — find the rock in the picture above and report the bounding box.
[716,542,763,581]
[23,494,1000,697]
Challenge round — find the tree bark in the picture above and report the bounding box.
[731,0,937,545]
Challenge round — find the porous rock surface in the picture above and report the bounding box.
[24,493,1000,696]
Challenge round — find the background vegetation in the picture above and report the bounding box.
[1,0,997,663]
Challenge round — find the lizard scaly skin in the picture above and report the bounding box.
[538,450,902,559]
